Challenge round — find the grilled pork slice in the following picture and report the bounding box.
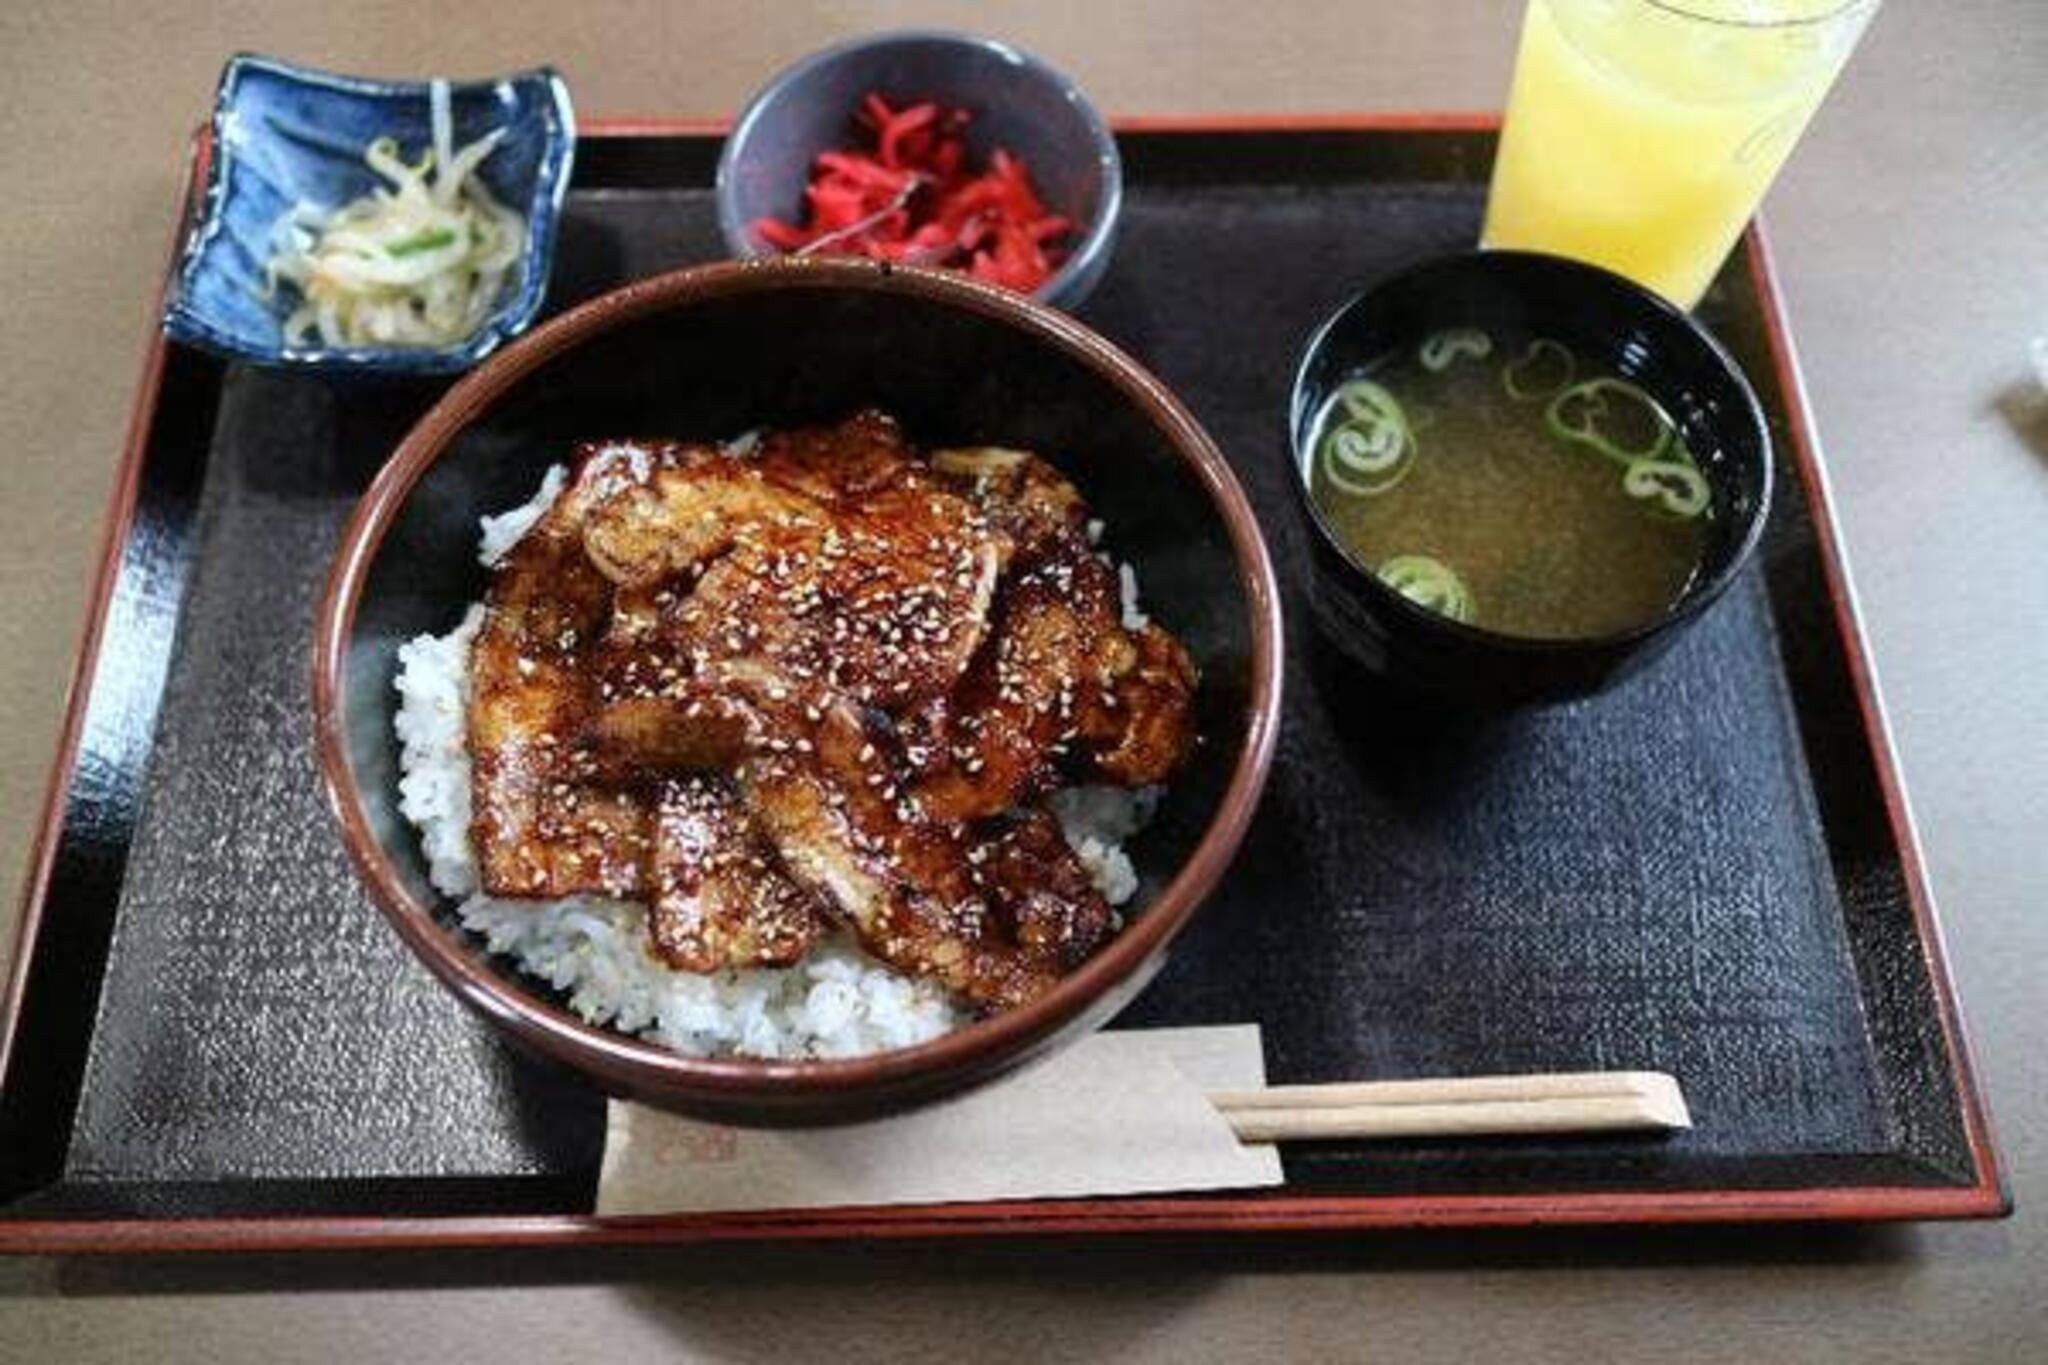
[583,412,1003,713]
[470,449,653,900]
[648,775,827,971]
[903,523,1197,824]
[754,408,944,505]
[592,659,1110,1011]
[582,450,820,590]
[932,445,1087,558]
[970,806,1117,974]
[471,446,830,975]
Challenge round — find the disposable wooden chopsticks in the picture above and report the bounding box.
[1208,1071,1690,1143]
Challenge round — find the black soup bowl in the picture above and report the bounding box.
[1288,250,1771,707]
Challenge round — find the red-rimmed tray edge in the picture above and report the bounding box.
[0,112,2008,1256]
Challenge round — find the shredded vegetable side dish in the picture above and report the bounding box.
[263,81,527,349]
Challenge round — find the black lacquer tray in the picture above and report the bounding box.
[0,117,2004,1253]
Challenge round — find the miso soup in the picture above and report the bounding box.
[1306,330,1711,640]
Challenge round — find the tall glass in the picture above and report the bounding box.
[1483,0,1878,308]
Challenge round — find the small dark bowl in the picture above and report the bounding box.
[314,257,1280,1125]
[1288,250,1771,707]
[715,29,1121,310]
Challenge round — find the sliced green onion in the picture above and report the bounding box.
[385,226,459,258]
[1336,378,1407,428]
[1327,423,1392,478]
[1319,379,1417,497]
[1622,459,1711,518]
[1378,554,1475,624]
[1544,378,1674,468]
[1327,418,1404,474]
[1320,422,1413,496]
[1541,376,1712,519]
[1502,338,1576,401]
[1419,327,1493,372]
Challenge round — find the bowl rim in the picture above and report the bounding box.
[711,28,1123,310]
[161,52,578,375]
[312,254,1283,1101]
[1286,248,1774,657]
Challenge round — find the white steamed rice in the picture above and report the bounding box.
[393,462,1160,1060]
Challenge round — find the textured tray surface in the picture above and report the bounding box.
[4,137,1977,1224]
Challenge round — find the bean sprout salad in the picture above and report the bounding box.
[263,81,526,350]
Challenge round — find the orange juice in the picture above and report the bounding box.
[1484,0,1877,308]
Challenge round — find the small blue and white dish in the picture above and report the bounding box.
[163,54,576,375]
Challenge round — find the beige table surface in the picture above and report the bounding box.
[3,1,2044,1359]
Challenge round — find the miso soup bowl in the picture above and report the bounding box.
[1288,250,1772,707]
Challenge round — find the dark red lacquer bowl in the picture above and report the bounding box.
[313,257,1281,1125]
